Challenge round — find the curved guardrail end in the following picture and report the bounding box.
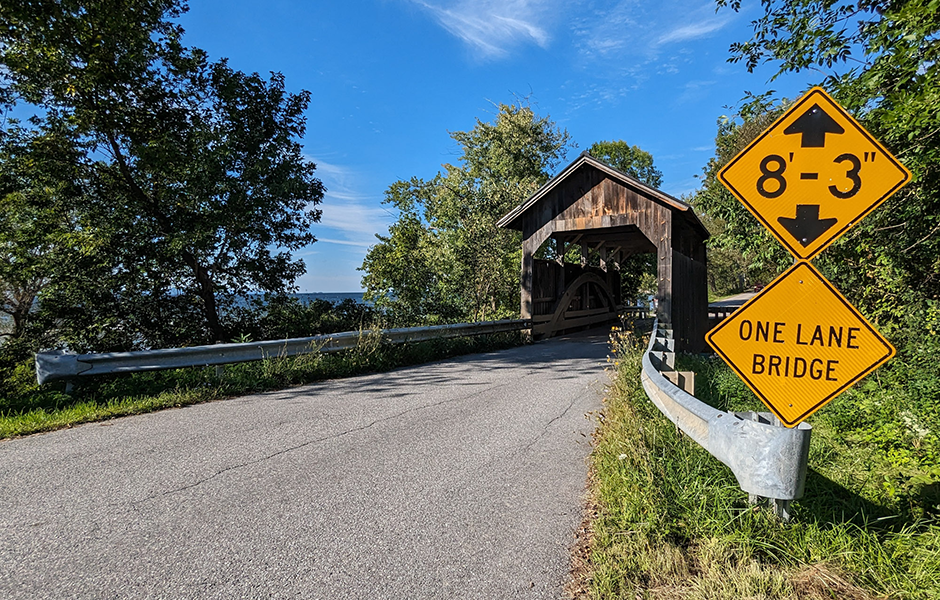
[709,412,811,500]
[35,351,92,385]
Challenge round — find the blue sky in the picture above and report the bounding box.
[177,0,819,292]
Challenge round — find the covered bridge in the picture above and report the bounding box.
[497,152,709,352]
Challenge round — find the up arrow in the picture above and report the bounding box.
[783,103,845,147]
[777,205,838,247]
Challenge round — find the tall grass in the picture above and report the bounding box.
[580,328,940,599]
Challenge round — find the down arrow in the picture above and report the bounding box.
[777,205,838,247]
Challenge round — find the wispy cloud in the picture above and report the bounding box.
[562,1,737,113]
[674,79,717,105]
[656,15,732,46]
[573,1,734,63]
[311,158,394,249]
[411,0,554,59]
[316,238,377,248]
[570,0,638,59]
[319,200,392,240]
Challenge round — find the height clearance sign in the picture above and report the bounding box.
[707,87,908,427]
[718,87,910,260]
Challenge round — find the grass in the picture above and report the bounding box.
[576,327,940,599]
[0,330,527,439]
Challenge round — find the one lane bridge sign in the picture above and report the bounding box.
[718,87,911,260]
[706,261,895,427]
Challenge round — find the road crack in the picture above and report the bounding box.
[519,393,581,453]
[126,378,527,506]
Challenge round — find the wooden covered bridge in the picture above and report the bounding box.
[497,152,709,351]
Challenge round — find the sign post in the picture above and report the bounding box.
[708,87,909,429]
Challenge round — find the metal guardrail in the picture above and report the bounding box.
[35,319,530,385]
[620,305,652,319]
[708,305,738,320]
[640,318,811,519]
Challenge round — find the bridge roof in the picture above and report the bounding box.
[497,152,708,239]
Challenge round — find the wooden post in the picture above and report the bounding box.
[521,258,533,318]
[521,238,536,319]
[521,226,552,320]
[555,238,566,302]
[656,217,673,325]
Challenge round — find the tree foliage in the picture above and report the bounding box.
[0,122,89,339]
[588,140,663,188]
[0,0,323,348]
[361,103,571,324]
[714,0,940,319]
[691,101,794,296]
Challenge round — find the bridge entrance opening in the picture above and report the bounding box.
[497,152,709,351]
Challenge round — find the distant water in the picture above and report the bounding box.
[233,292,369,308]
[295,292,367,304]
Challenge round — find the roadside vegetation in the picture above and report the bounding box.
[0,2,562,436]
[0,324,525,439]
[2,2,937,593]
[577,327,939,599]
[1,2,664,435]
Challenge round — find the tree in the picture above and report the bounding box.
[715,0,940,321]
[361,180,465,325]
[588,140,663,188]
[361,103,571,324]
[691,101,794,294]
[0,122,89,339]
[0,0,324,347]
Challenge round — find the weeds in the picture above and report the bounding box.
[582,328,940,599]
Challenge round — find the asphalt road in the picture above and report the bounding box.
[709,291,756,309]
[0,332,609,599]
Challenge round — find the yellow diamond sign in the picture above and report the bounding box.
[719,87,911,260]
[706,262,895,427]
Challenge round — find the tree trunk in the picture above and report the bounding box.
[196,265,223,343]
[182,253,224,343]
[4,287,37,338]
[106,133,225,343]
[11,307,27,338]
